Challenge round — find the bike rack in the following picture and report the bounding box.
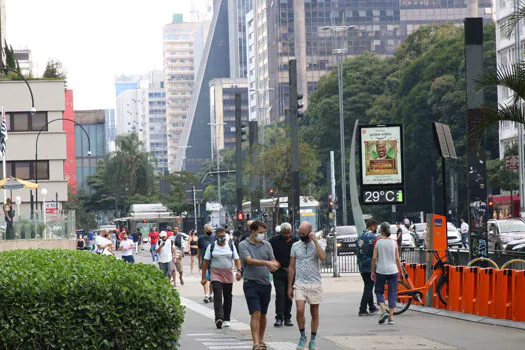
[467,257,499,269]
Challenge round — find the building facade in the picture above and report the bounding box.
[144,71,168,174]
[63,90,76,193]
[496,0,521,157]
[75,110,106,193]
[13,49,32,76]
[0,0,6,65]
[104,109,116,152]
[209,78,248,156]
[0,80,69,216]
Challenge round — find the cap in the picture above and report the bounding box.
[159,231,167,238]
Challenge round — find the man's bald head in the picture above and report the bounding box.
[247,220,254,227]
[298,221,312,235]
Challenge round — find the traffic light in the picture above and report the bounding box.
[328,201,334,213]
[237,212,245,221]
[269,188,275,197]
[297,93,304,117]
[241,121,248,142]
[488,195,494,218]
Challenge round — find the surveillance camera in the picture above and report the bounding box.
[87,151,92,156]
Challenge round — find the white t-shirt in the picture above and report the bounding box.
[203,241,240,262]
[158,239,173,263]
[120,239,135,256]
[95,235,113,255]
[460,222,469,234]
[375,238,398,275]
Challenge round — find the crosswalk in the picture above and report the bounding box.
[186,333,298,350]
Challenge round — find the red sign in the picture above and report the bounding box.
[506,155,519,170]
[237,212,244,221]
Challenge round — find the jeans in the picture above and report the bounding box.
[359,272,377,313]
[122,255,135,263]
[273,271,293,320]
[374,273,398,309]
[150,243,158,262]
[462,232,468,249]
[212,281,233,321]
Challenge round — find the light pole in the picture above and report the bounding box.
[15,196,21,220]
[249,88,273,191]
[208,122,225,206]
[322,22,356,226]
[41,188,47,239]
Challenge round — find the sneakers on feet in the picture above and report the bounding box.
[358,311,370,316]
[378,312,389,324]
[223,321,231,328]
[215,319,223,329]
[370,308,379,315]
[284,319,294,327]
[297,335,308,350]
[308,341,318,350]
[203,296,209,303]
[388,319,395,325]
[274,319,283,327]
[209,295,214,302]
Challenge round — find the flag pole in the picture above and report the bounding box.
[1,105,6,204]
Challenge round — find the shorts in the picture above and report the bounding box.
[122,255,135,263]
[173,259,183,273]
[191,247,198,256]
[243,281,272,315]
[294,283,323,304]
[206,268,211,281]
[159,261,173,277]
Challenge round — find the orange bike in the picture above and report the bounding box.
[392,249,449,315]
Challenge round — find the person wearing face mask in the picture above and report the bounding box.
[288,222,326,350]
[95,230,114,255]
[238,220,280,350]
[156,231,177,282]
[201,228,242,329]
[269,222,297,327]
[198,224,216,303]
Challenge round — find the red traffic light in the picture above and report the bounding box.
[329,201,333,207]
[143,220,147,223]
[488,195,494,207]
[269,188,275,196]
[237,212,245,221]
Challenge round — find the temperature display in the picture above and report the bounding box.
[361,188,405,205]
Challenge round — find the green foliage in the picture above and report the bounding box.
[203,185,218,202]
[162,171,199,215]
[0,249,184,349]
[42,59,67,80]
[488,145,519,193]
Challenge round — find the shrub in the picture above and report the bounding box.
[0,249,184,349]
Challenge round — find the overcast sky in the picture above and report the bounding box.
[6,0,192,110]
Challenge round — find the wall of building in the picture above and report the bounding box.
[63,90,76,193]
[0,239,76,251]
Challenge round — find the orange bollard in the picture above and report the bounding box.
[462,266,479,314]
[477,268,495,317]
[493,269,514,319]
[513,270,525,322]
[447,266,463,312]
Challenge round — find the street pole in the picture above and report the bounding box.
[193,185,198,232]
[330,151,339,277]
[235,94,243,216]
[216,125,222,206]
[515,0,525,217]
[337,53,347,225]
[289,59,301,231]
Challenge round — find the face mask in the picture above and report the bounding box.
[282,234,291,242]
[300,235,309,243]
[255,233,265,242]
[217,236,226,244]
[162,237,167,241]
[205,231,212,236]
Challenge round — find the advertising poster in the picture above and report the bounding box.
[360,125,403,186]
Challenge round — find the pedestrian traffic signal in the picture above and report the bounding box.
[237,212,245,221]
[241,122,248,142]
[488,196,494,207]
[143,220,147,223]
[328,201,334,213]
[297,93,304,117]
[269,188,275,197]
[488,195,494,219]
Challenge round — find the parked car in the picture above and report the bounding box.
[389,225,415,248]
[487,219,525,251]
[446,222,463,248]
[411,223,427,247]
[328,225,358,253]
[504,237,525,252]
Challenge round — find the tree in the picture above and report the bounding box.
[161,171,199,215]
[42,59,67,80]
[203,185,218,202]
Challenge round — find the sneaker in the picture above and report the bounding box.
[358,311,370,316]
[378,312,389,324]
[388,319,395,325]
[369,308,379,315]
[284,319,294,327]
[215,319,223,329]
[308,341,318,350]
[223,321,231,328]
[274,319,283,327]
[203,296,209,303]
[297,335,308,350]
[208,295,214,302]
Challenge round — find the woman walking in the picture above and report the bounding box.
[189,230,199,274]
[371,222,403,325]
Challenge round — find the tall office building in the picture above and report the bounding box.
[144,70,168,174]
[13,48,32,76]
[163,14,197,171]
[0,0,6,66]
[105,109,116,152]
[496,0,521,157]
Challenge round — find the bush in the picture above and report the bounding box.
[0,249,184,349]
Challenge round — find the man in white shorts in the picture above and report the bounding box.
[288,222,326,350]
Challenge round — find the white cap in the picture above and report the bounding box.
[159,231,167,238]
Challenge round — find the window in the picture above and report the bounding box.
[7,112,48,132]
[6,161,49,180]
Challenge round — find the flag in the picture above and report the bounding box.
[0,106,7,157]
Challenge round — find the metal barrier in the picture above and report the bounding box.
[321,245,359,274]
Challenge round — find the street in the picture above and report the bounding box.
[129,251,525,350]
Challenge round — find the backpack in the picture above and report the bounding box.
[209,240,234,265]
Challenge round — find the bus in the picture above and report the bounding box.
[242,196,322,232]
[113,204,181,235]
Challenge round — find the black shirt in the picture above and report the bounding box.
[269,234,298,269]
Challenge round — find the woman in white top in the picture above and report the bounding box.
[371,222,403,325]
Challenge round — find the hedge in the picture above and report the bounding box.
[0,249,184,349]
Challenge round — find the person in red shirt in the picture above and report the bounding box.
[149,227,160,262]
[166,226,174,238]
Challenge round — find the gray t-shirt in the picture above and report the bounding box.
[290,240,325,284]
[238,239,275,285]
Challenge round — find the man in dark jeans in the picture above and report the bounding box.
[356,219,379,316]
[269,222,297,327]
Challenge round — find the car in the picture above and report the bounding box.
[504,237,525,252]
[446,222,463,249]
[387,225,416,248]
[329,225,358,253]
[412,223,426,247]
[487,219,525,251]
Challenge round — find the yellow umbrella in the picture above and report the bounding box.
[0,177,39,190]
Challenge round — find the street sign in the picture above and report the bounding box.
[506,155,519,170]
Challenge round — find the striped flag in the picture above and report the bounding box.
[0,106,7,157]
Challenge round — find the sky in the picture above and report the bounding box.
[6,0,193,110]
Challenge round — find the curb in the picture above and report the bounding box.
[409,305,525,330]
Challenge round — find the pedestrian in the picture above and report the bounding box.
[371,222,404,325]
[356,219,379,316]
[239,220,254,243]
[132,230,141,254]
[238,220,280,350]
[166,226,174,238]
[156,231,176,281]
[269,222,297,327]
[76,235,86,250]
[110,230,117,250]
[198,224,216,303]
[201,227,242,329]
[119,231,136,263]
[189,230,199,274]
[95,230,114,256]
[287,222,326,350]
[149,226,160,263]
[3,198,14,240]
[88,231,95,251]
[460,218,469,249]
[171,227,185,286]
